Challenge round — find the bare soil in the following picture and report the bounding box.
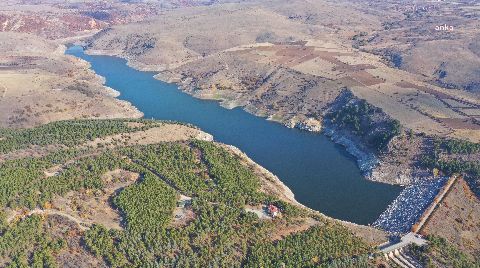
[0,32,142,128]
[422,177,480,258]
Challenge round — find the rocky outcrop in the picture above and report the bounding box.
[294,118,322,132]
[323,125,379,173]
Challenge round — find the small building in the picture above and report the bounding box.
[177,199,191,209]
[267,204,279,218]
[177,195,192,208]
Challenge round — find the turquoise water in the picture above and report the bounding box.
[67,46,402,225]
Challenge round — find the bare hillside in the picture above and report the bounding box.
[0,32,142,128]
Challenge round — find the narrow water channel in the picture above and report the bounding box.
[67,46,402,225]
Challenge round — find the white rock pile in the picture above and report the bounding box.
[373,177,448,235]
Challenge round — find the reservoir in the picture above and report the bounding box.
[67,46,402,225]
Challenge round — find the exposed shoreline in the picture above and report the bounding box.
[76,46,398,239]
[77,48,325,214]
[157,71,407,186]
[0,34,145,129]
[66,46,144,120]
[83,47,395,184]
[224,143,389,245]
[75,48,328,210]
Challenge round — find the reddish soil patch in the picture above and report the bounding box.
[315,51,376,72]
[60,15,103,31]
[171,208,195,227]
[275,46,315,58]
[349,70,384,86]
[396,81,452,100]
[315,51,351,66]
[287,53,319,67]
[337,63,376,72]
[274,46,318,66]
[258,45,374,73]
[276,56,296,65]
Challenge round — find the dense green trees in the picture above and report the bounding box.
[328,99,373,133]
[327,99,401,151]
[83,142,274,267]
[122,141,266,205]
[441,139,480,154]
[245,223,371,268]
[421,156,480,177]
[0,150,128,209]
[84,141,370,267]
[409,235,479,268]
[0,119,373,267]
[0,215,65,268]
[114,173,177,235]
[84,225,129,268]
[122,143,210,198]
[420,138,480,177]
[192,140,264,205]
[0,119,163,154]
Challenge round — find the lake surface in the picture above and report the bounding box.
[67,46,402,225]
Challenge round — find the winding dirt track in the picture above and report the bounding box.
[7,209,91,230]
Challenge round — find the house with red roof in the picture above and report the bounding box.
[267,204,279,218]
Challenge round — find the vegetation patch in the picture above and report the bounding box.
[0,215,66,268]
[420,138,480,177]
[245,223,371,267]
[0,119,161,154]
[113,173,177,234]
[440,139,480,155]
[0,119,373,267]
[409,235,479,268]
[327,96,401,152]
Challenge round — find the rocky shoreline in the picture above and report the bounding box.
[322,124,380,174]
[66,45,145,120]
[159,72,404,184]
[84,47,402,187]
[71,46,407,245]
[224,144,389,245]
